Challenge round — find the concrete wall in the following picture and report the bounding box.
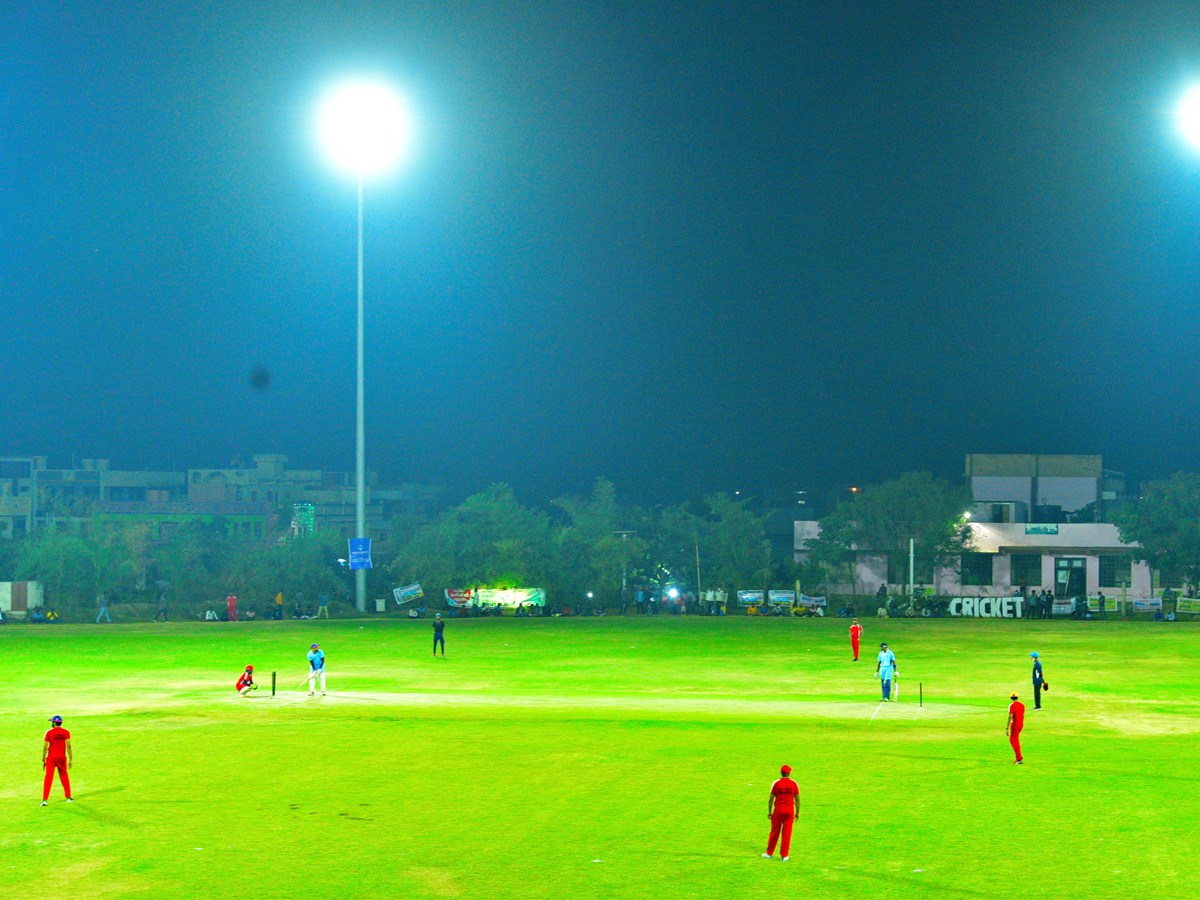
[1036,477,1098,513]
[970,476,1032,506]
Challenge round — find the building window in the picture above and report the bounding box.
[1099,555,1132,588]
[250,491,257,503]
[253,522,262,539]
[1010,554,1042,587]
[1151,568,1177,589]
[960,552,994,586]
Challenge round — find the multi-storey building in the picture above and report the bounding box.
[795,454,1156,600]
[0,454,441,542]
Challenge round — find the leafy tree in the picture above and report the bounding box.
[1116,473,1200,588]
[700,493,773,593]
[806,472,974,591]
[646,502,705,591]
[13,526,95,607]
[14,521,150,609]
[390,484,553,594]
[551,478,647,603]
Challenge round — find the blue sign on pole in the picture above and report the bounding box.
[348,538,372,570]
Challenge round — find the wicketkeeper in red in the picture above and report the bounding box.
[236,665,257,696]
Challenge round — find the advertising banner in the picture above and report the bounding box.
[799,594,828,607]
[736,590,765,607]
[768,590,796,606]
[444,589,475,608]
[949,597,1026,618]
[1085,595,1114,611]
[1175,597,1200,615]
[1133,597,1163,612]
[393,583,424,605]
[476,588,546,608]
[347,538,372,570]
[1051,599,1076,615]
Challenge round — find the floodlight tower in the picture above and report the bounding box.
[316,79,412,612]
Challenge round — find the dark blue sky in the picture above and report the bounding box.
[5,2,1200,503]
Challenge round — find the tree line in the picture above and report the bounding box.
[6,470,1200,616]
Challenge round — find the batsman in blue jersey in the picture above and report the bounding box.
[307,644,326,696]
[876,643,897,701]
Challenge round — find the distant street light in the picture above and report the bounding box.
[315,79,412,612]
[1178,85,1200,151]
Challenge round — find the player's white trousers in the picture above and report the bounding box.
[309,670,326,693]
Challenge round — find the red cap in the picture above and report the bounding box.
[781,765,792,774]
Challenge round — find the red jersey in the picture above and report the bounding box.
[44,727,71,760]
[849,624,863,640]
[236,671,253,690]
[1009,701,1025,731]
[770,777,800,816]
[226,595,238,610]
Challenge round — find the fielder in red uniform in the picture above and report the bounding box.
[226,594,239,622]
[849,618,863,661]
[41,715,73,805]
[1007,692,1025,764]
[762,764,799,861]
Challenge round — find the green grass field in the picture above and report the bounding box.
[2,616,1197,899]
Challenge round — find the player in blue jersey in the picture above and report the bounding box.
[432,614,445,657]
[307,644,326,695]
[875,642,898,700]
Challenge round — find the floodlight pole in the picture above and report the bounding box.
[355,170,367,613]
[909,537,914,599]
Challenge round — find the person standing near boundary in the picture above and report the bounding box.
[1007,692,1025,764]
[41,715,74,805]
[96,591,111,624]
[236,666,257,696]
[317,594,329,619]
[1030,652,1045,710]
[761,764,799,861]
[307,643,326,695]
[876,642,897,700]
[432,613,445,657]
[226,593,239,622]
[155,590,168,622]
[849,618,863,661]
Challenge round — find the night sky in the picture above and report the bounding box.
[5,2,1200,504]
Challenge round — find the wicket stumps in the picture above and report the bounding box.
[272,671,276,696]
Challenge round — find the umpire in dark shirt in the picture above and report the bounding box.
[1031,651,1044,709]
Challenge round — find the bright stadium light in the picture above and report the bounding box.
[316,79,412,177]
[313,76,414,612]
[1179,85,1200,152]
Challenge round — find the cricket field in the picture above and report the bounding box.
[2,616,1196,899]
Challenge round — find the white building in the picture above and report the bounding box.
[795,521,1152,599]
[965,453,1127,523]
